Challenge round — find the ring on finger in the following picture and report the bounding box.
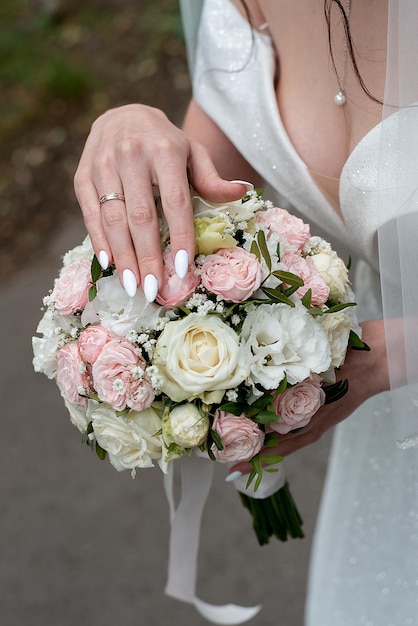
[99,192,125,204]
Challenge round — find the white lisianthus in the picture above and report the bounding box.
[32,308,69,378]
[163,403,209,448]
[310,248,349,301]
[319,311,351,369]
[62,235,94,267]
[241,301,331,388]
[192,192,263,223]
[91,404,166,473]
[81,272,161,336]
[153,313,250,403]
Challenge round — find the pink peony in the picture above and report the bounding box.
[210,410,264,463]
[56,342,89,406]
[78,325,112,364]
[156,249,200,307]
[281,252,330,306]
[255,207,310,252]
[92,339,154,411]
[200,247,262,303]
[52,259,91,315]
[270,374,325,434]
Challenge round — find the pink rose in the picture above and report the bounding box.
[210,410,264,463]
[270,374,325,434]
[255,207,310,252]
[156,249,200,307]
[52,259,91,315]
[92,339,154,411]
[56,343,89,406]
[281,252,330,306]
[200,247,262,302]
[78,325,112,364]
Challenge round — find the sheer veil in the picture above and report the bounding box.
[378,0,418,447]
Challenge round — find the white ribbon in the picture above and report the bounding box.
[164,454,262,624]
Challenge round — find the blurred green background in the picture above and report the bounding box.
[0,0,191,282]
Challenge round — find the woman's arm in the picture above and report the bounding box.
[74,100,259,299]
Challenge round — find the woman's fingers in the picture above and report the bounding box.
[75,104,254,299]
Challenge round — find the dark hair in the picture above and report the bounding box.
[324,0,383,105]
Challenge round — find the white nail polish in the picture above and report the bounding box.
[229,179,255,191]
[144,274,158,302]
[225,470,243,483]
[174,249,189,279]
[98,250,109,270]
[123,269,137,298]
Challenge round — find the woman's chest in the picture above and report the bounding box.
[259,0,387,178]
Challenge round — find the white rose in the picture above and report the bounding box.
[164,403,209,447]
[81,272,161,336]
[319,311,351,369]
[63,396,91,432]
[91,404,166,473]
[310,249,349,301]
[241,301,331,388]
[154,313,250,402]
[62,235,94,267]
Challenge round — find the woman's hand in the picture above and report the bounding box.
[229,319,390,476]
[74,103,249,299]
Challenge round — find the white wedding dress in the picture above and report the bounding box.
[188,1,418,624]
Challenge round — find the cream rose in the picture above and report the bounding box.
[91,405,165,472]
[153,313,250,402]
[319,311,351,368]
[310,249,349,301]
[194,215,237,255]
[163,403,209,447]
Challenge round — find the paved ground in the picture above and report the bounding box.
[0,214,332,626]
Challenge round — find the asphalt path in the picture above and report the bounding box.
[0,214,332,626]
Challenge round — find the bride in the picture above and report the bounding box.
[74,1,418,623]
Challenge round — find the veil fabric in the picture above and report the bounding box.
[378,0,418,446]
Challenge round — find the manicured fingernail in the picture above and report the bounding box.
[98,250,109,270]
[123,269,137,298]
[225,471,243,483]
[174,249,189,279]
[229,180,254,191]
[144,274,158,302]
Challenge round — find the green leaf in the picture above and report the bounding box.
[250,395,274,409]
[95,441,107,461]
[257,229,272,271]
[210,428,224,451]
[253,410,280,424]
[349,330,371,351]
[274,376,288,396]
[324,379,349,404]
[271,270,304,288]
[91,255,102,283]
[260,454,283,466]
[261,287,295,307]
[88,284,97,302]
[346,255,352,271]
[323,302,357,314]
[263,432,279,447]
[219,402,244,416]
[250,239,261,261]
[276,241,281,259]
[301,288,312,309]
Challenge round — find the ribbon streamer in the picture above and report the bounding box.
[164,455,262,624]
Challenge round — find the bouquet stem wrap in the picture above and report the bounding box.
[164,455,261,624]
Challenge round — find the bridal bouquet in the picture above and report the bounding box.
[33,189,365,545]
